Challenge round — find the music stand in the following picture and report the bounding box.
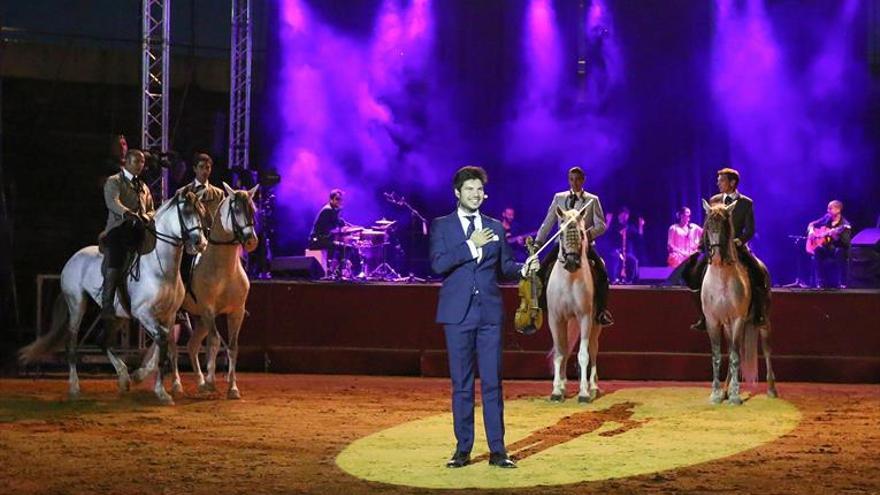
[782,235,810,288]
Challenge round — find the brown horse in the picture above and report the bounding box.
[701,199,777,405]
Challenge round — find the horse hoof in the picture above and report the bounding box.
[198,382,217,393]
[171,382,184,396]
[157,394,175,406]
[131,369,148,384]
[767,388,778,399]
[68,390,81,401]
[710,391,725,404]
[550,394,564,402]
[728,396,743,406]
[227,389,241,400]
[117,377,131,393]
[578,395,591,404]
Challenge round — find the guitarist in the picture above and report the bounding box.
[807,200,852,288]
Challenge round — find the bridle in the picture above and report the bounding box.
[209,192,256,246]
[147,193,205,248]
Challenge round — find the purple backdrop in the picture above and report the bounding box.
[260,0,879,280]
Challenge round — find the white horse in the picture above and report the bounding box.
[19,190,208,405]
[163,184,258,399]
[546,206,603,403]
[701,199,777,405]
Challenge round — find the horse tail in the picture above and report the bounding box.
[741,321,759,386]
[19,295,69,364]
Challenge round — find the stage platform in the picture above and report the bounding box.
[233,281,879,383]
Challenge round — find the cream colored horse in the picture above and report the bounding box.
[139,184,258,399]
[546,206,603,403]
[701,199,777,405]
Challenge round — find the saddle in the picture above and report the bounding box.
[97,219,157,256]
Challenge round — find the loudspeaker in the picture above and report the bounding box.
[270,256,325,279]
[848,228,880,288]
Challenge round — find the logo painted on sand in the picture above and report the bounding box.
[336,387,800,489]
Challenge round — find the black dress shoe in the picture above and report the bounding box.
[446,451,470,468]
[488,452,517,468]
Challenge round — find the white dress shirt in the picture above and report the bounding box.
[458,208,485,262]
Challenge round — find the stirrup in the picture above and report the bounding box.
[596,310,614,327]
[690,317,707,331]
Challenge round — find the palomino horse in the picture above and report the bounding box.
[546,206,603,403]
[166,183,258,399]
[701,199,777,405]
[19,190,208,405]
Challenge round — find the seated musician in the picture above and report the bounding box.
[667,206,702,267]
[609,207,644,284]
[308,189,360,275]
[807,200,852,288]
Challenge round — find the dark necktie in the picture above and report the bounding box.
[724,195,734,205]
[465,215,476,238]
[194,183,206,193]
[567,193,578,209]
[131,176,142,190]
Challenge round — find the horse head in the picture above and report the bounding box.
[177,189,209,255]
[701,198,737,265]
[555,205,588,273]
[221,182,260,252]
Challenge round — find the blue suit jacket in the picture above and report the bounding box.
[430,212,523,325]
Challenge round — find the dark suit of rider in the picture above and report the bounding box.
[685,192,770,327]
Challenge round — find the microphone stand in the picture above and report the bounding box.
[782,235,810,288]
[384,192,428,282]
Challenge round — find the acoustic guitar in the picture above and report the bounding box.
[805,224,848,255]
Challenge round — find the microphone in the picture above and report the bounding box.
[483,193,489,199]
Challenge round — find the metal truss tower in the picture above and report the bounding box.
[141,0,171,200]
[228,0,253,183]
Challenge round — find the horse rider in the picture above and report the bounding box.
[535,166,614,326]
[685,167,771,330]
[176,153,225,286]
[100,149,155,321]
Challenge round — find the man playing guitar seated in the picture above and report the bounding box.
[807,200,852,288]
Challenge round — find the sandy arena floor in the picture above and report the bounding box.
[1,374,878,494]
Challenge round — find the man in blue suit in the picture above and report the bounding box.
[430,166,538,469]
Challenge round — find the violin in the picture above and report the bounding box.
[515,237,543,336]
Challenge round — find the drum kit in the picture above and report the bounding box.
[327,218,401,281]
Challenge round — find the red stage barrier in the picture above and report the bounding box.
[236,281,880,383]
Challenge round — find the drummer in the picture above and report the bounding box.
[308,188,352,262]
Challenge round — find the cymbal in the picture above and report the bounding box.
[360,229,386,236]
[329,226,363,237]
[372,218,396,230]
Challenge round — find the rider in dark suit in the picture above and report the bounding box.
[430,166,537,469]
[685,167,771,330]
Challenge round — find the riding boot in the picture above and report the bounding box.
[589,248,614,326]
[101,267,120,321]
[689,289,707,331]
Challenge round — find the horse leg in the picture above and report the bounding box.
[577,316,592,403]
[139,315,174,405]
[549,316,567,402]
[66,295,87,400]
[225,309,245,400]
[587,322,602,400]
[707,321,725,404]
[168,323,184,397]
[203,311,221,393]
[102,318,131,394]
[132,342,158,384]
[761,323,778,398]
[187,316,211,393]
[727,318,745,405]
